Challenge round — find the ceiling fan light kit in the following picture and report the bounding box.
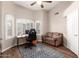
[37,1,42,5]
[30,1,52,8]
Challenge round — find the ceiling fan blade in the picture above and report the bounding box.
[30,2,36,6]
[43,1,52,3]
[41,4,44,8]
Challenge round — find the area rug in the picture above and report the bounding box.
[19,43,64,58]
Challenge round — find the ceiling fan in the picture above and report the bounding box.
[30,1,52,8]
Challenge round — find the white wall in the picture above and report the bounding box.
[64,1,79,16]
[1,2,34,52]
[66,9,78,56]
[0,2,2,39]
[1,2,17,52]
[42,11,49,34]
[33,10,48,35]
[48,1,79,56]
[0,2,2,52]
[0,2,48,52]
[64,1,79,57]
[1,1,78,56]
[48,1,72,47]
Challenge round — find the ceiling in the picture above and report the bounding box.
[14,1,60,11]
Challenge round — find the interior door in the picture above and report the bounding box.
[67,9,78,55]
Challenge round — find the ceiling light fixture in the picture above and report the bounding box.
[37,1,42,5]
[54,12,59,15]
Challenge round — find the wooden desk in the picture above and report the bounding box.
[16,34,28,47]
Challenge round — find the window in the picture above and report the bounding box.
[23,24,26,34]
[7,19,12,36]
[16,19,34,36]
[26,23,30,30]
[16,19,41,36]
[17,23,23,35]
[36,23,40,34]
[26,20,34,30]
[16,19,26,36]
[35,21,40,34]
[5,14,14,39]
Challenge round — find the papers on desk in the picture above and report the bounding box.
[17,34,28,38]
[16,34,41,38]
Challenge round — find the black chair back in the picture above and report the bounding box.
[28,29,37,39]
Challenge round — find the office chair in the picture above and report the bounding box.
[25,29,37,48]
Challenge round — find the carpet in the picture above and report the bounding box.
[19,43,64,58]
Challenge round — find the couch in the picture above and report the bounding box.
[42,32,63,47]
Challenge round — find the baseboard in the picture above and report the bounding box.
[1,42,26,53]
[1,45,14,53]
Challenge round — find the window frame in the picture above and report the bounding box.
[35,20,41,35]
[5,14,15,40]
[16,19,34,36]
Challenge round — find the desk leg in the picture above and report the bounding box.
[17,38,19,48]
